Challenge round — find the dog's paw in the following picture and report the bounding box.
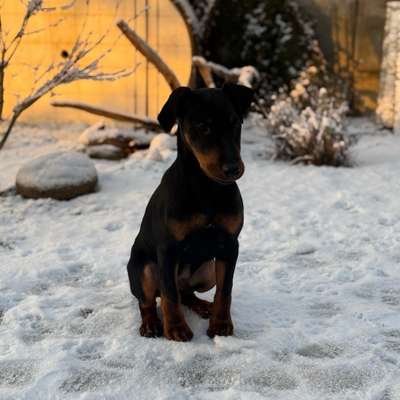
[163,321,193,342]
[207,319,234,338]
[139,317,163,338]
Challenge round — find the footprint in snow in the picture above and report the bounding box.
[19,315,54,344]
[0,360,37,387]
[308,302,341,318]
[102,358,137,370]
[302,364,383,393]
[104,222,123,232]
[381,288,400,306]
[176,355,240,391]
[0,240,14,250]
[76,341,104,361]
[296,343,343,359]
[56,246,76,261]
[59,368,122,393]
[44,263,92,288]
[243,368,298,391]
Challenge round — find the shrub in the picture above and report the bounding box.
[266,66,350,166]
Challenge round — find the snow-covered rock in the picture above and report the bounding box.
[86,144,125,160]
[146,133,176,161]
[16,151,98,200]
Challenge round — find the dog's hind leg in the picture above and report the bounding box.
[180,260,215,319]
[127,246,162,338]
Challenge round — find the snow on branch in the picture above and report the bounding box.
[265,66,350,167]
[192,56,259,88]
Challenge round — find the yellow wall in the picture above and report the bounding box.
[2,0,192,123]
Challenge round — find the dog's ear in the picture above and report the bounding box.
[223,83,254,119]
[157,87,192,132]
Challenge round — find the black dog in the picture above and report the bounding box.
[127,84,253,341]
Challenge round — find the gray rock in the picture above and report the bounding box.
[16,151,98,200]
[86,144,125,160]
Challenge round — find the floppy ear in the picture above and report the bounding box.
[157,86,192,132]
[223,83,254,119]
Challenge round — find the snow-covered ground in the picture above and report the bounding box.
[1,118,400,400]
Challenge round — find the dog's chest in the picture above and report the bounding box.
[179,224,219,266]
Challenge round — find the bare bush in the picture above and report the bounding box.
[266,66,350,166]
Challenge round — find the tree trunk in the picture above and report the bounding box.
[0,64,4,121]
[0,111,20,150]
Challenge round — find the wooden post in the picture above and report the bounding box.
[377,1,400,131]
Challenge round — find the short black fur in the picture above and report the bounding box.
[127,84,253,341]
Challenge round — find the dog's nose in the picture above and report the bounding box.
[222,163,241,179]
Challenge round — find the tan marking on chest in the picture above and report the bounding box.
[168,214,208,241]
[215,214,243,235]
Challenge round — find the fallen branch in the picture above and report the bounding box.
[192,56,215,88]
[117,19,181,91]
[51,100,161,131]
[192,56,259,88]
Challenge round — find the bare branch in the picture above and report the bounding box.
[5,0,44,64]
[192,56,215,88]
[0,0,143,149]
[117,19,181,90]
[50,100,161,131]
[193,56,259,88]
[24,17,64,36]
[41,0,76,12]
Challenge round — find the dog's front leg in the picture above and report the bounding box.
[158,244,193,342]
[207,234,238,338]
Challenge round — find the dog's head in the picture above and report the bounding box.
[157,84,253,184]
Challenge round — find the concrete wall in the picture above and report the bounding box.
[298,0,386,112]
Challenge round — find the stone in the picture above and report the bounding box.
[16,151,98,200]
[86,144,125,160]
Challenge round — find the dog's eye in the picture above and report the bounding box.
[196,123,211,135]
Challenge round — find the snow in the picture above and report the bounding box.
[79,122,153,147]
[146,133,177,162]
[1,118,400,399]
